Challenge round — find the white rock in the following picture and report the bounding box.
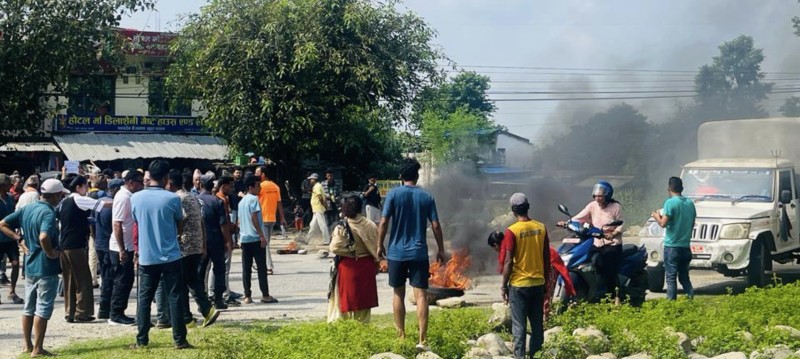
[369,353,405,359]
[476,333,511,356]
[504,341,513,353]
[317,250,329,259]
[492,357,515,359]
[675,332,692,354]
[462,347,492,359]
[572,326,610,346]
[750,344,794,359]
[738,331,754,342]
[466,339,477,346]
[773,325,800,339]
[544,326,563,343]
[710,353,747,359]
[587,354,618,359]
[621,354,653,359]
[691,336,706,349]
[415,352,442,359]
[436,297,465,308]
[488,302,511,330]
[687,353,710,359]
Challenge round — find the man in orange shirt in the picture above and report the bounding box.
[254,166,287,275]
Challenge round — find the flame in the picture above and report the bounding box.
[429,249,472,290]
[283,241,298,251]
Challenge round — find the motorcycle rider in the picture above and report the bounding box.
[557,181,623,305]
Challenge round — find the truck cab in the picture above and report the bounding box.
[642,158,800,289]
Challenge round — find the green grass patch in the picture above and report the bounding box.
[544,282,800,358]
[42,307,495,359]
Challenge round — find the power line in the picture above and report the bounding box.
[439,64,800,76]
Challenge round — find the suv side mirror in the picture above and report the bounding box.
[781,190,792,204]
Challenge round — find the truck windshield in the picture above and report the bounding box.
[682,169,774,201]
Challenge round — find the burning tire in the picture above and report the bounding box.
[427,286,465,298]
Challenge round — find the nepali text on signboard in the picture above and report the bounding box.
[54,115,205,133]
[117,29,177,57]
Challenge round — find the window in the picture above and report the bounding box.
[67,76,115,116]
[779,170,793,204]
[148,77,191,116]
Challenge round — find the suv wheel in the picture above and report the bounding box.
[747,240,767,287]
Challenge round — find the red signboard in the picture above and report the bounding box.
[117,29,177,56]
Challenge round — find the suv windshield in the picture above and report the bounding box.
[682,169,774,201]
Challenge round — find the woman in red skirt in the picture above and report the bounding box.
[327,196,380,323]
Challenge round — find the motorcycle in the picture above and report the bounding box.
[553,204,648,308]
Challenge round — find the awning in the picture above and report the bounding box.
[53,133,228,161]
[0,141,61,152]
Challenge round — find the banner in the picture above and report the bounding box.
[117,30,177,57]
[53,115,205,133]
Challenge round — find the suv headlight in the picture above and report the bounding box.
[646,220,665,237]
[719,223,751,239]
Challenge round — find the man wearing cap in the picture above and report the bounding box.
[94,179,122,320]
[500,192,549,358]
[0,173,24,304]
[108,169,144,326]
[305,173,330,245]
[130,160,190,349]
[362,176,381,224]
[377,158,446,352]
[0,178,68,356]
[255,165,286,274]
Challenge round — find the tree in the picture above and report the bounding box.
[780,96,800,117]
[694,35,773,119]
[0,0,153,141]
[420,107,496,164]
[167,0,441,170]
[411,71,496,131]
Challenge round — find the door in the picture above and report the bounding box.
[776,170,799,251]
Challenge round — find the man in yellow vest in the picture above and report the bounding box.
[500,193,549,358]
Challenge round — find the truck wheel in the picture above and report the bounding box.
[646,264,665,293]
[747,240,767,287]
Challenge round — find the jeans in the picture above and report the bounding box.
[109,250,135,321]
[182,254,212,322]
[241,241,269,298]
[136,259,187,346]
[203,241,227,302]
[23,275,59,320]
[510,285,545,359]
[96,249,114,316]
[664,246,693,300]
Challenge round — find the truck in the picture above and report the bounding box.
[641,118,800,290]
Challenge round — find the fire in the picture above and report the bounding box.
[283,241,298,251]
[429,249,472,290]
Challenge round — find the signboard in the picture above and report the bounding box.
[53,115,205,134]
[376,180,402,197]
[117,29,177,56]
[64,161,80,174]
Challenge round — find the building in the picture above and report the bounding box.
[1,29,228,175]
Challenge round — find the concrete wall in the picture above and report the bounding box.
[495,132,534,168]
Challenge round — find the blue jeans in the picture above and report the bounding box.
[664,246,693,300]
[96,249,114,316]
[136,259,187,346]
[510,285,545,358]
[23,275,59,320]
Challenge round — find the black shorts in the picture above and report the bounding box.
[0,241,20,262]
[387,259,429,289]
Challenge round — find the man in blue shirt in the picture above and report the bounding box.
[130,160,189,350]
[0,173,23,304]
[237,175,277,305]
[377,158,446,352]
[652,176,697,300]
[94,179,122,320]
[0,178,68,356]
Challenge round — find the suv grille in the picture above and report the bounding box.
[692,224,719,240]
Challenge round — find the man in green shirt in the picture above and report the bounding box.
[652,176,697,300]
[0,178,69,356]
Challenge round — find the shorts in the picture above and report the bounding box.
[23,275,59,320]
[387,259,429,289]
[0,241,20,262]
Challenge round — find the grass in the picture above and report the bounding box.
[35,307,495,359]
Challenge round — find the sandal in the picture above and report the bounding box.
[8,293,24,304]
[266,269,274,275]
[260,296,279,304]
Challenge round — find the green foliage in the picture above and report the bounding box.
[167,0,441,169]
[780,96,800,117]
[694,35,774,119]
[412,71,496,131]
[0,0,154,140]
[420,107,496,164]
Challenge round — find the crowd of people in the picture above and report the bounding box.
[0,157,697,358]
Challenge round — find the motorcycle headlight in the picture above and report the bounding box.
[719,223,751,239]
[646,220,665,238]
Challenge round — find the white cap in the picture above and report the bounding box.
[509,192,528,206]
[41,179,70,194]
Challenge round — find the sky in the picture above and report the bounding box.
[120,0,800,143]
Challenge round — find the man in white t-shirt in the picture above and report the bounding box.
[15,176,40,210]
[108,170,144,326]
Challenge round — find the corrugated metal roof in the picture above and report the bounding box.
[53,133,228,161]
[0,141,61,152]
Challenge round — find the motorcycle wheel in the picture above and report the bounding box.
[646,263,666,293]
[625,270,648,307]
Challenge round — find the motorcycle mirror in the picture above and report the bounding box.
[557,204,571,217]
[606,220,624,227]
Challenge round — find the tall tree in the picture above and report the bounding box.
[0,0,153,141]
[694,35,773,119]
[167,0,441,169]
[780,96,800,117]
[411,71,496,131]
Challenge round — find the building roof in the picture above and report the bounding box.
[684,158,793,169]
[54,133,228,161]
[0,141,61,152]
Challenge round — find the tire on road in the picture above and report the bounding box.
[646,263,665,293]
[747,239,768,288]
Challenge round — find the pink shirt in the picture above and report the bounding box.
[571,201,624,243]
